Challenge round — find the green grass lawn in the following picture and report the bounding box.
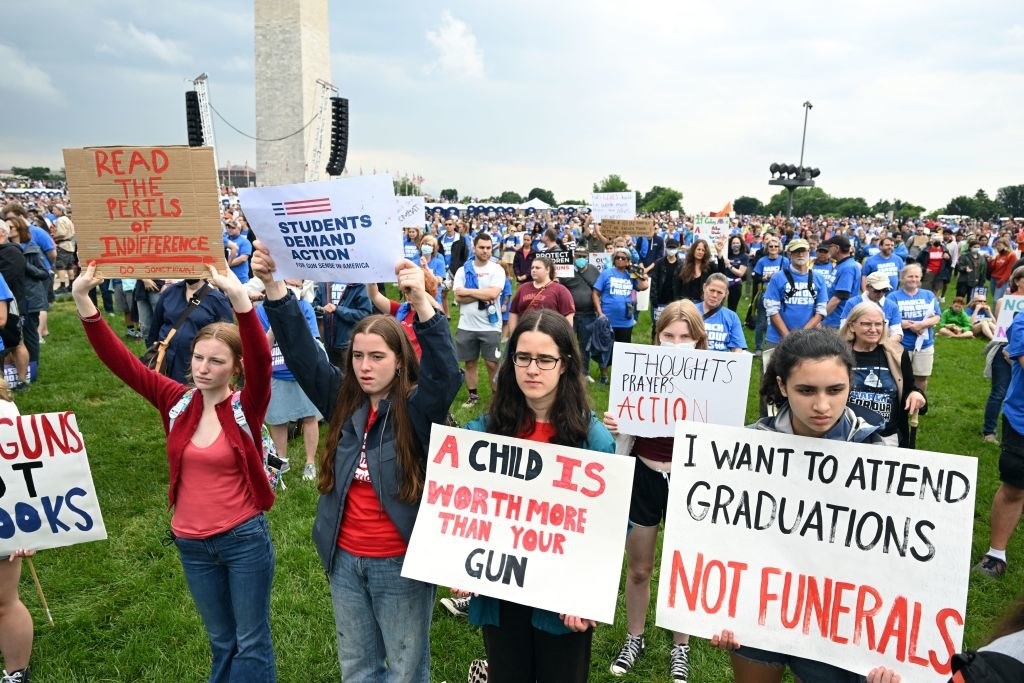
[11,293,1020,682]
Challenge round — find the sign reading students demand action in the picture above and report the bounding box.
[0,412,107,555]
[62,146,222,279]
[655,422,976,681]
[239,175,402,283]
[402,425,634,623]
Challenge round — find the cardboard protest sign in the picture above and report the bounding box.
[608,343,751,437]
[396,195,425,229]
[238,174,402,283]
[599,219,655,240]
[994,294,1024,342]
[0,412,107,555]
[62,146,222,279]
[590,192,636,221]
[402,425,633,623]
[694,216,730,243]
[655,422,976,681]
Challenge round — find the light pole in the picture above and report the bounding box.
[768,101,820,219]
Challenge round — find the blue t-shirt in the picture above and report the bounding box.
[1003,312,1024,431]
[29,224,55,271]
[753,255,789,285]
[763,267,828,344]
[0,274,12,352]
[256,300,319,381]
[403,236,420,260]
[811,259,834,283]
[891,288,941,351]
[840,294,902,331]
[696,303,748,351]
[594,268,640,329]
[823,257,862,328]
[861,253,905,292]
[224,233,252,283]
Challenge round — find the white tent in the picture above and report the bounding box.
[519,197,552,210]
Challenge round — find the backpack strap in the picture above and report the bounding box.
[167,388,197,431]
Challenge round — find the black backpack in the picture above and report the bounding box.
[782,269,816,307]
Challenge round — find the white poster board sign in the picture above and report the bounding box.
[655,422,976,681]
[694,216,730,243]
[547,250,574,279]
[402,425,634,623]
[396,195,425,229]
[995,294,1024,342]
[590,192,636,221]
[0,412,108,554]
[238,174,401,283]
[608,344,751,437]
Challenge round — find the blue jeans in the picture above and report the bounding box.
[985,349,1012,435]
[329,547,435,682]
[175,514,277,683]
[573,312,604,372]
[754,293,768,351]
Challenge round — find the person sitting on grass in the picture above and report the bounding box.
[969,294,997,341]
[936,296,974,338]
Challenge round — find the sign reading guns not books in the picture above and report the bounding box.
[402,425,634,624]
[0,412,108,555]
[655,422,976,682]
[607,343,752,437]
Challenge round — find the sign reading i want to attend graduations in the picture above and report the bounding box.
[0,412,107,555]
[655,422,977,681]
[238,174,402,283]
[608,343,752,437]
[401,426,634,623]
[62,146,223,279]
[994,294,1024,342]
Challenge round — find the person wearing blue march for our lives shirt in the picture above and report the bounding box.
[750,237,789,354]
[821,234,861,330]
[890,262,942,393]
[696,273,747,352]
[763,239,828,348]
[860,235,905,292]
[840,271,903,339]
[223,221,252,283]
[592,246,649,379]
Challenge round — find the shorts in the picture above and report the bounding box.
[55,248,77,271]
[266,377,323,425]
[0,314,23,349]
[733,646,864,682]
[909,345,935,376]
[112,282,135,314]
[628,458,670,527]
[456,328,502,364]
[999,419,1024,489]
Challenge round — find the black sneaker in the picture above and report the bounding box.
[973,554,1007,578]
[439,595,470,617]
[669,643,690,683]
[610,633,645,676]
[2,667,30,683]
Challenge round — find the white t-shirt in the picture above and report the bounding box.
[454,259,507,332]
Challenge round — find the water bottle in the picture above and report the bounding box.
[487,302,499,325]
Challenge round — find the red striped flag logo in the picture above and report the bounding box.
[271,197,332,216]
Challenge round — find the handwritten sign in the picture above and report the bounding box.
[591,192,636,221]
[396,195,425,229]
[0,412,107,555]
[694,216,730,243]
[608,343,751,437]
[238,174,402,283]
[995,295,1024,342]
[402,425,633,623]
[62,146,222,279]
[655,422,976,681]
[599,219,655,240]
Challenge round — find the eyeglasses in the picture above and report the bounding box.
[511,353,562,370]
[613,255,629,260]
[857,322,884,328]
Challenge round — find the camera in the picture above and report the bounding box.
[628,264,647,279]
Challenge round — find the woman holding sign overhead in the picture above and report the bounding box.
[251,246,461,683]
[712,327,887,683]
[604,299,707,683]
[461,309,614,683]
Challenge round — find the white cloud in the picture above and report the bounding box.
[0,43,65,105]
[424,10,484,80]
[97,20,188,65]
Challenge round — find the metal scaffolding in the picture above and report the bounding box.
[192,73,218,172]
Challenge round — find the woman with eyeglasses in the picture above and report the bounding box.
[592,247,650,380]
[839,301,926,447]
[750,238,788,356]
[460,309,615,682]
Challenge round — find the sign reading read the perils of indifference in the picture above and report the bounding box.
[239,175,402,283]
[402,425,634,623]
[608,343,751,437]
[0,412,107,555]
[62,146,222,279]
[655,422,976,681]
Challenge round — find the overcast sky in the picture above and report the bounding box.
[3,1,1021,212]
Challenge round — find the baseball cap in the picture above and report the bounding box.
[865,271,892,292]
[823,235,852,251]
[666,238,680,249]
[786,238,810,253]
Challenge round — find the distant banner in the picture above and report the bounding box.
[396,195,425,229]
[239,175,402,283]
[0,412,107,555]
[62,146,222,279]
[694,216,730,243]
[402,425,634,623]
[591,192,636,221]
[655,422,976,681]
[608,343,751,437]
[994,295,1024,342]
[599,218,655,240]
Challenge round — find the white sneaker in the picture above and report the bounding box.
[302,463,315,481]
